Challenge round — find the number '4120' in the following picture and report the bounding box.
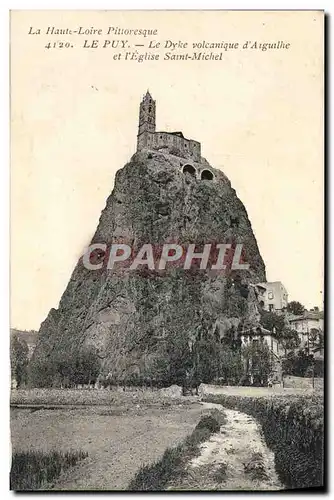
[45,41,73,49]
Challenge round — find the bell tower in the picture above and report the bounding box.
[137,90,156,150]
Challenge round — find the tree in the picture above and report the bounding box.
[147,354,170,388]
[76,348,100,385]
[241,341,272,386]
[282,348,313,377]
[55,347,100,387]
[164,332,192,390]
[28,356,58,388]
[259,310,285,336]
[317,330,324,349]
[56,351,75,387]
[193,337,219,384]
[217,347,243,385]
[280,328,300,353]
[309,328,319,349]
[11,336,29,387]
[287,301,305,316]
[28,346,101,388]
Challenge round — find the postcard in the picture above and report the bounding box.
[10,10,324,491]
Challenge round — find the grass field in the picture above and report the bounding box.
[10,392,206,490]
[10,382,324,491]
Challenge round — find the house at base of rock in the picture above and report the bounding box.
[241,326,283,357]
[288,308,324,349]
[253,281,288,313]
[241,326,284,384]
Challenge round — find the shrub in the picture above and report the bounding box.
[194,414,221,434]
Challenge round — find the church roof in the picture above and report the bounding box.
[142,90,153,102]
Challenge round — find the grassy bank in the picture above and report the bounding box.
[202,393,324,490]
[128,409,225,491]
[10,449,88,491]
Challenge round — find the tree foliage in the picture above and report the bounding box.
[280,328,300,352]
[217,347,243,385]
[11,335,29,387]
[28,346,100,388]
[287,301,305,316]
[259,310,285,336]
[282,348,315,377]
[241,341,272,385]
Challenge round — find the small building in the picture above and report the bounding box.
[288,310,324,349]
[241,326,282,356]
[136,91,224,183]
[254,281,288,313]
[240,326,283,385]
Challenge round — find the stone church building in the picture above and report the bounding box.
[136,90,205,168]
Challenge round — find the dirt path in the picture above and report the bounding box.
[169,403,283,491]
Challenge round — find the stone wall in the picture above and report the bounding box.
[137,131,201,161]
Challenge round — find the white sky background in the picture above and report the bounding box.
[10,9,324,330]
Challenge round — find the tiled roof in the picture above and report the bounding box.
[289,311,324,322]
[242,326,272,336]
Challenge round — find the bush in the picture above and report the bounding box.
[194,414,221,434]
[202,393,324,489]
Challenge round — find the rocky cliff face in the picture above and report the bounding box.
[31,150,266,383]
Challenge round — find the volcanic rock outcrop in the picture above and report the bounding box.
[31,149,266,384]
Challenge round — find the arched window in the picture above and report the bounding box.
[201,169,214,180]
[182,164,196,177]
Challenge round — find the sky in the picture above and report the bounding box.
[11,10,324,330]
